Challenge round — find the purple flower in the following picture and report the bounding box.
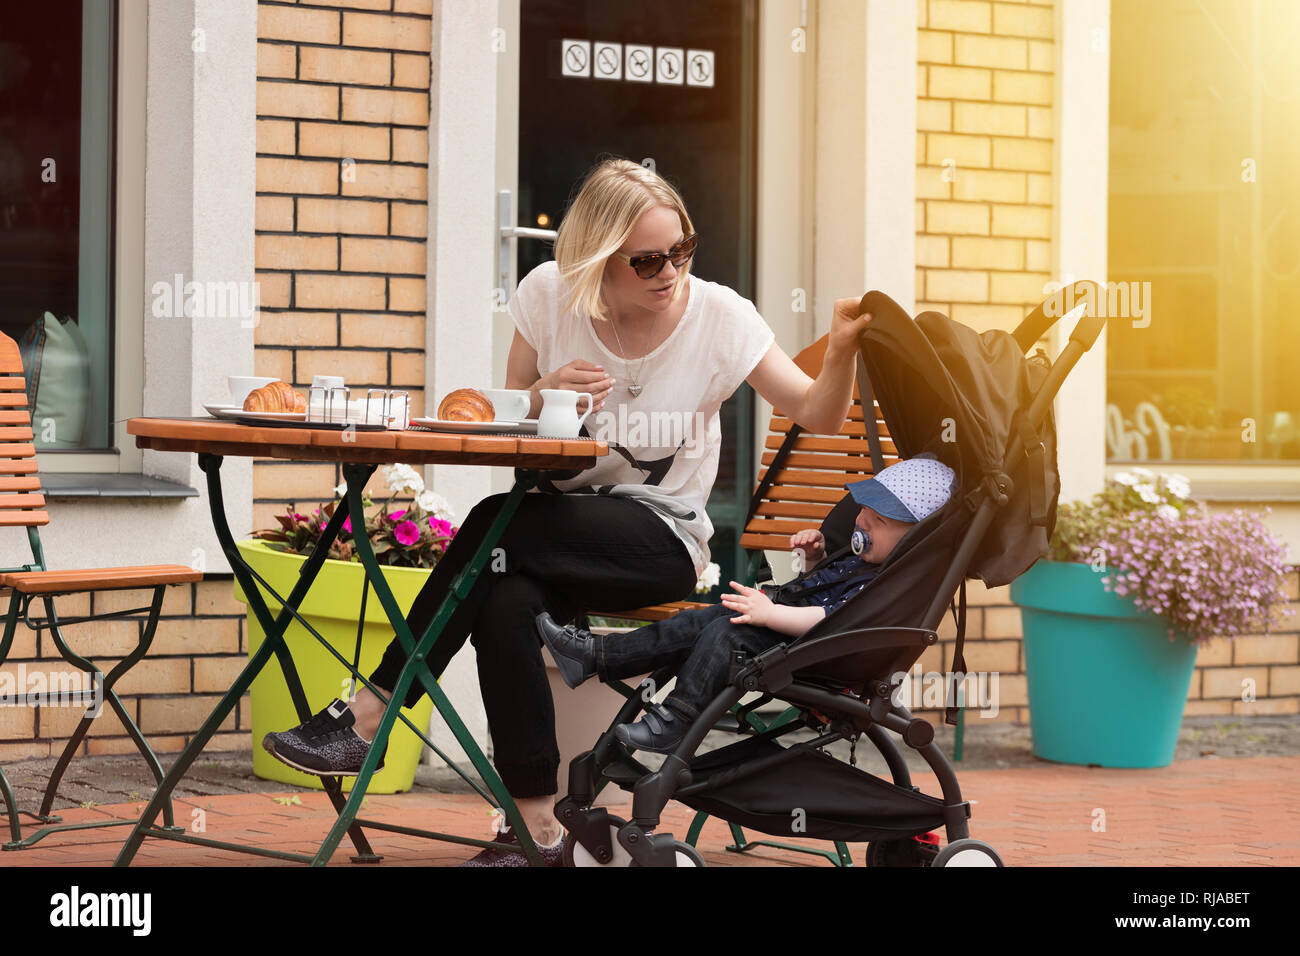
[394,520,420,546]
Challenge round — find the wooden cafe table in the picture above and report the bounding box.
[113,416,607,867]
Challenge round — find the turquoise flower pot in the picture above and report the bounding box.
[1010,560,1198,768]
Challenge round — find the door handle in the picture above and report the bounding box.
[497,189,557,302]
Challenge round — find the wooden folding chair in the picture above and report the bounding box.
[0,331,201,849]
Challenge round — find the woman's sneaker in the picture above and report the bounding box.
[262,698,387,776]
[458,816,567,867]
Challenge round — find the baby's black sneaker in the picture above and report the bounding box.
[534,612,598,689]
[613,703,689,754]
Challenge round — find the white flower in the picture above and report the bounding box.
[1112,472,1137,486]
[1131,466,1156,479]
[1164,474,1191,500]
[695,562,721,593]
[415,488,456,521]
[1156,504,1179,521]
[334,481,348,498]
[383,463,424,497]
[1136,483,1161,505]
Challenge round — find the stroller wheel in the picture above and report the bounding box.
[930,839,1003,867]
[865,833,941,867]
[564,818,634,867]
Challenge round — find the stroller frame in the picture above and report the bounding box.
[556,286,1106,867]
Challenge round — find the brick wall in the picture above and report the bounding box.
[902,571,1300,726]
[0,581,249,761]
[254,0,433,532]
[915,0,1054,332]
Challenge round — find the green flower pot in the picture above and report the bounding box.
[232,539,435,793]
[1010,560,1198,768]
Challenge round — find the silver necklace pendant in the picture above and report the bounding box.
[627,383,643,398]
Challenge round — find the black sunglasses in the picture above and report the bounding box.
[611,233,699,279]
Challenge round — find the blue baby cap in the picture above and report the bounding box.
[844,456,955,524]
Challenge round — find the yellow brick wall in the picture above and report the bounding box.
[0,583,252,761]
[916,0,1054,334]
[254,0,432,532]
[905,571,1300,725]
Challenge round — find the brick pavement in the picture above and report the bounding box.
[2,755,1295,866]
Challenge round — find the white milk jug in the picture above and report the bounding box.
[537,388,593,438]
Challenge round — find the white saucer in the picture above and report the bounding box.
[410,417,540,435]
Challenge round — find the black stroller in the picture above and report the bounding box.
[555,283,1105,867]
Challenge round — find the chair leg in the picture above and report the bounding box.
[0,766,21,846]
[37,588,179,830]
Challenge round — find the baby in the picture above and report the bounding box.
[535,457,955,754]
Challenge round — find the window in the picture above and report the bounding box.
[0,0,115,452]
[1106,0,1299,464]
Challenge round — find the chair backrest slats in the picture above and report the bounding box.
[741,333,897,555]
[0,476,41,492]
[0,332,48,529]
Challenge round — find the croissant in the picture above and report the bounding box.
[244,381,306,413]
[438,388,495,422]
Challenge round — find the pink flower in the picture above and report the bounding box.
[428,517,454,537]
[390,509,407,521]
[342,515,351,533]
[394,520,420,546]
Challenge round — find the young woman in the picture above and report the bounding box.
[264,157,871,865]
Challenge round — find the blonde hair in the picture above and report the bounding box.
[553,157,694,323]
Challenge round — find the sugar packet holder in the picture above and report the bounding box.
[307,386,410,430]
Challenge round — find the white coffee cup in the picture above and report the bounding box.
[482,388,532,422]
[537,388,593,438]
[229,375,277,406]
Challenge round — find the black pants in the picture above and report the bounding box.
[596,603,789,720]
[369,491,696,798]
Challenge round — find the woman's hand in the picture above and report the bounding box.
[789,529,825,567]
[720,580,775,627]
[827,296,872,359]
[540,359,616,412]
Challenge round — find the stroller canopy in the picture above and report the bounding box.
[798,291,1060,648]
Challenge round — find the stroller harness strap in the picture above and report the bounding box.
[765,552,878,607]
[944,579,968,726]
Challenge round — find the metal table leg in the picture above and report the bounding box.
[116,453,376,866]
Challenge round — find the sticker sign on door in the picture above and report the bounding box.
[686,49,714,87]
[656,47,684,84]
[561,39,713,88]
[561,39,590,77]
[593,41,623,80]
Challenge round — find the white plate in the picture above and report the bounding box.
[410,417,540,435]
[206,403,306,423]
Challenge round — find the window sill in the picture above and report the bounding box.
[39,474,199,498]
[1105,463,1300,502]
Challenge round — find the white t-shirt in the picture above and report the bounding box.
[509,260,775,578]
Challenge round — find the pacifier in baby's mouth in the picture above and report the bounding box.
[851,529,872,556]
